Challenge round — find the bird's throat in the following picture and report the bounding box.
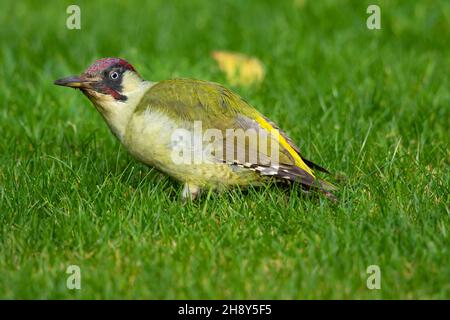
[86,81,154,143]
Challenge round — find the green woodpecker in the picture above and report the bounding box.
[55,58,336,201]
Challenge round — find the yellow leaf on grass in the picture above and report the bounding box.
[212,51,265,86]
[293,0,306,9]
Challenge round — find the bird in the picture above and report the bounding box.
[54,57,337,201]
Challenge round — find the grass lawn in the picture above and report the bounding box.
[0,0,448,299]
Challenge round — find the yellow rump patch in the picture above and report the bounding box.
[255,116,315,177]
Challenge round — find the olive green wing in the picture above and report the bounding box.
[260,115,330,173]
[136,79,251,124]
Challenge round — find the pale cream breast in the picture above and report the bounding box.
[124,109,179,167]
[123,109,259,186]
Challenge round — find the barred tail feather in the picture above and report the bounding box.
[230,161,338,201]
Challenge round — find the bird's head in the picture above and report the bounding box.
[55,58,152,140]
[54,57,144,103]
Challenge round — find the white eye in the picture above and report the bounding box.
[109,71,119,80]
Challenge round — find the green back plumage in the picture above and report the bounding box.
[135,79,257,124]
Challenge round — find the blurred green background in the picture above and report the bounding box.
[0,0,448,299]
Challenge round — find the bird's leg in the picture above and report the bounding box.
[182,183,201,202]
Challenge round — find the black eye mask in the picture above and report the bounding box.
[93,65,128,101]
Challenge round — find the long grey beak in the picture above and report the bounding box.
[54,75,94,89]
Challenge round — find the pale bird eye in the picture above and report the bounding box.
[109,71,119,80]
